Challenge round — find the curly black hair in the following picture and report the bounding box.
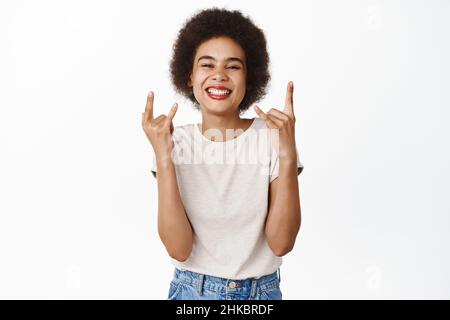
[169,7,270,113]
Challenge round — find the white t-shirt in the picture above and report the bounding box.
[151,117,304,279]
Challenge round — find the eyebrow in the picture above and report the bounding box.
[197,55,245,66]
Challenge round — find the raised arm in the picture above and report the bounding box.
[254,82,301,256]
[142,91,193,261]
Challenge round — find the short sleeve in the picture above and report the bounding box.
[151,152,157,179]
[269,146,304,183]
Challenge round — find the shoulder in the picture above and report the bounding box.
[249,117,272,141]
[173,122,195,131]
[173,122,196,136]
[252,117,267,128]
[171,123,197,146]
[251,117,272,133]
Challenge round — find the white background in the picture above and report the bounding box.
[1,0,449,299]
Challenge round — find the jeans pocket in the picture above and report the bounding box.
[260,287,283,300]
[167,280,183,300]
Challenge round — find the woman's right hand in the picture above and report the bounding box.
[141,91,178,160]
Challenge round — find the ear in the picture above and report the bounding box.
[188,74,193,87]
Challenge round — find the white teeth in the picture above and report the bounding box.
[207,88,230,95]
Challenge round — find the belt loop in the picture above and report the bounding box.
[197,274,205,296]
[250,278,257,299]
[277,268,281,284]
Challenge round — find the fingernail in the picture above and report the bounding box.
[289,82,293,88]
[148,91,153,97]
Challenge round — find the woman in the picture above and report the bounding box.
[142,7,304,300]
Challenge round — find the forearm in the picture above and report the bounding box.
[156,155,193,261]
[265,158,301,256]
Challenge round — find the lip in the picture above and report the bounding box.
[205,85,232,91]
[205,85,232,100]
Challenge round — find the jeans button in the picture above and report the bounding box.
[229,281,236,288]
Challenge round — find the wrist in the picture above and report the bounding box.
[156,153,174,166]
[279,151,297,164]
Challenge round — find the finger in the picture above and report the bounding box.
[145,91,154,121]
[266,113,283,127]
[264,117,278,129]
[267,108,289,121]
[283,81,294,116]
[166,103,178,122]
[254,105,277,129]
[153,114,166,125]
[253,105,267,120]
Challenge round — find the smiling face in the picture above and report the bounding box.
[188,36,247,115]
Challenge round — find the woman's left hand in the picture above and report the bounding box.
[253,81,297,160]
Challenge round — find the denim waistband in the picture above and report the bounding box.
[171,268,281,298]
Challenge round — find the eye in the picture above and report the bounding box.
[228,66,241,70]
[201,64,213,68]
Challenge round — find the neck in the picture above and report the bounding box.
[198,111,252,142]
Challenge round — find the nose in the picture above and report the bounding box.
[212,69,228,82]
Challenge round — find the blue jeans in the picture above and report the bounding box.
[167,268,282,300]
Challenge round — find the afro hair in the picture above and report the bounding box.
[169,7,271,113]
